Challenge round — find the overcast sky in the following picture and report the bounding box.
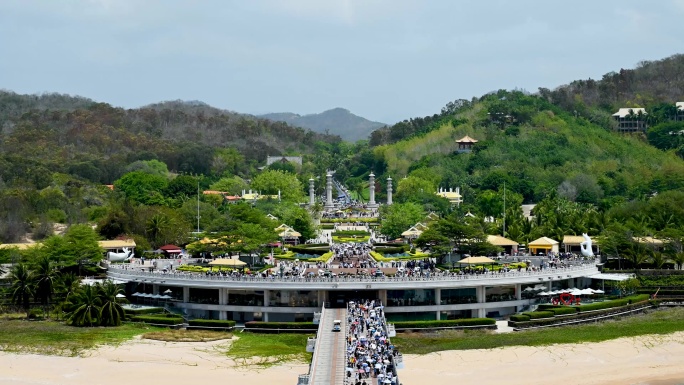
[1,1,683,124]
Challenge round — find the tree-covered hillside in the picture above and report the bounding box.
[372,90,684,206]
[0,91,340,185]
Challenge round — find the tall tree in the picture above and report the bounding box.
[8,263,35,318]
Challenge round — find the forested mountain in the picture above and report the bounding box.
[0,92,340,185]
[260,107,387,142]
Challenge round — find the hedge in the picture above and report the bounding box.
[245,322,316,330]
[393,318,495,329]
[332,230,370,236]
[132,315,184,325]
[188,319,236,328]
[549,307,578,316]
[288,246,330,255]
[510,301,653,328]
[521,311,555,319]
[124,306,164,315]
[373,247,406,254]
[509,314,530,322]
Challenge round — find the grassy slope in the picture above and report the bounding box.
[393,307,684,354]
[0,320,156,356]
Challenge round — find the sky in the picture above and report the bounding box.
[1,1,683,124]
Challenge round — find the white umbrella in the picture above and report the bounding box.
[131,292,141,297]
[580,288,595,295]
[160,295,173,300]
[523,287,535,292]
[151,294,163,299]
[570,289,583,296]
[593,289,605,294]
[115,293,126,298]
[163,289,173,294]
[538,291,549,296]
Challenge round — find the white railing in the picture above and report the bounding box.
[108,262,598,285]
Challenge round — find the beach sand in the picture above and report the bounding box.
[2,333,684,385]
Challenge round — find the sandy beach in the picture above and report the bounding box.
[2,333,684,385]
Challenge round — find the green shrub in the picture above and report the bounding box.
[28,308,44,319]
[123,307,164,315]
[393,318,495,328]
[536,304,562,311]
[245,322,316,330]
[509,314,530,322]
[132,315,183,325]
[625,294,650,304]
[188,319,236,328]
[332,230,370,237]
[575,299,629,312]
[521,311,555,319]
[549,307,577,316]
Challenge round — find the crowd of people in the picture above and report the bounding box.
[345,300,400,385]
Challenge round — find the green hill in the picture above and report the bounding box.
[370,90,684,205]
[0,91,340,185]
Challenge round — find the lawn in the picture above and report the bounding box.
[225,332,312,368]
[0,320,158,356]
[393,307,684,354]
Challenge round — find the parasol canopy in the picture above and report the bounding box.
[209,258,247,267]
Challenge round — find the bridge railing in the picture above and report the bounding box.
[108,262,598,284]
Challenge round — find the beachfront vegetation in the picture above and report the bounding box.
[393,318,495,329]
[0,320,155,356]
[142,329,232,342]
[224,332,312,367]
[393,307,684,354]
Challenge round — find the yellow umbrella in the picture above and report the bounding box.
[208,258,247,267]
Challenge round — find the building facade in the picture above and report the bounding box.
[108,262,599,322]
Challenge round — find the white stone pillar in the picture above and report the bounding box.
[309,178,315,206]
[386,177,393,205]
[152,284,159,295]
[515,284,522,300]
[325,172,334,209]
[368,172,378,208]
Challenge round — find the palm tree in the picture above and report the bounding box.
[33,255,59,316]
[65,284,101,327]
[672,252,684,271]
[97,281,125,327]
[8,263,35,318]
[146,214,170,248]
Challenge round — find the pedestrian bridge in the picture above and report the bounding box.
[299,302,401,385]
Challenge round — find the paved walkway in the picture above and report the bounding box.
[310,308,346,385]
[495,320,515,333]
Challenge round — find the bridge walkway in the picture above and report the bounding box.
[308,307,346,385]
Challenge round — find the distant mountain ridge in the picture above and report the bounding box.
[260,107,387,142]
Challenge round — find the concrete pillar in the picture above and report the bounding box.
[378,289,387,306]
[515,284,522,300]
[568,278,575,289]
[368,172,377,207]
[152,284,160,295]
[263,312,269,322]
[548,281,553,291]
[476,286,486,303]
[183,286,190,303]
[325,172,334,209]
[477,308,486,318]
[386,177,393,205]
[435,288,441,320]
[219,311,227,320]
[308,178,315,206]
[264,289,270,307]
